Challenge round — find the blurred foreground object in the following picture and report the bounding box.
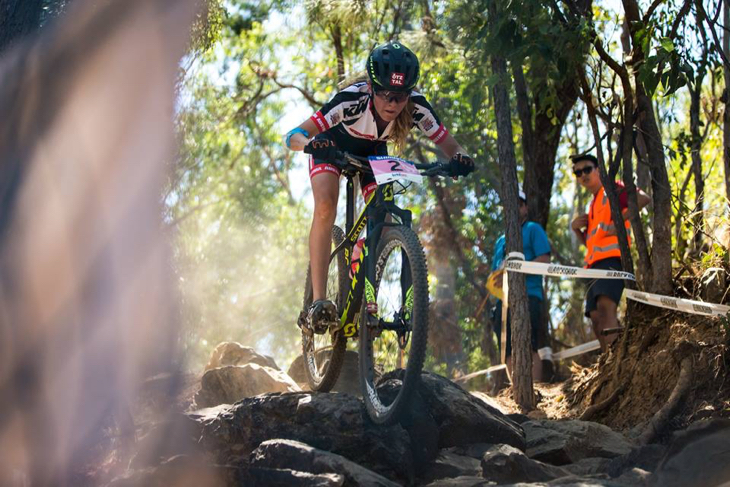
[0,0,202,484]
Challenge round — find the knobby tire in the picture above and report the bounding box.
[360,226,429,425]
[301,226,348,392]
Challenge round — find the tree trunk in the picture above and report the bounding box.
[331,23,345,82]
[636,92,673,294]
[724,0,730,206]
[513,61,536,191]
[489,6,533,409]
[528,84,579,231]
[513,59,579,352]
[623,18,651,195]
[689,80,705,255]
[623,0,673,294]
[0,0,44,54]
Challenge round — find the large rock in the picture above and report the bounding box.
[251,439,399,487]
[375,377,441,469]
[129,413,205,469]
[499,478,626,486]
[470,391,507,414]
[206,342,279,371]
[421,476,494,487]
[414,372,525,450]
[562,457,612,477]
[246,467,345,486]
[288,350,360,395]
[446,443,498,460]
[420,450,482,483]
[523,420,632,465]
[194,364,301,408]
[105,454,234,487]
[650,419,730,487]
[605,444,666,478]
[195,391,415,484]
[480,444,571,484]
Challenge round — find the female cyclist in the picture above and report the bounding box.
[285,41,474,329]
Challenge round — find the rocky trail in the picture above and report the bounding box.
[90,342,730,487]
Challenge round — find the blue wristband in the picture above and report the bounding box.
[286,127,310,149]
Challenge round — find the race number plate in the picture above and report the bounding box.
[368,156,423,186]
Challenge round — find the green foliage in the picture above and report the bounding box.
[189,0,227,54]
[637,47,690,98]
[173,0,730,378]
[172,6,312,368]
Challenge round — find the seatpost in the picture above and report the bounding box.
[345,175,355,233]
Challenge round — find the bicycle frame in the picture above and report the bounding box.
[332,175,413,338]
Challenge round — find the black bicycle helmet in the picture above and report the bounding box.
[367,41,420,92]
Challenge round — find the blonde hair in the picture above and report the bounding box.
[339,71,414,154]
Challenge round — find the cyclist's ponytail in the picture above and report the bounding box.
[389,100,413,154]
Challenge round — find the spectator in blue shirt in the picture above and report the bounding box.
[491,188,551,381]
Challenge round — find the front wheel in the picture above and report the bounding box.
[300,226,348,392]
[360,226,429,424]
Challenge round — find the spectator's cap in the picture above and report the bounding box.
[570,154,598,166]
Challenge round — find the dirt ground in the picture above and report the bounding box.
[484,305,730,436]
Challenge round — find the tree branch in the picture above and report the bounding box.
[699,0,730,68]
[271,78,320,107]
[642,0,664,24]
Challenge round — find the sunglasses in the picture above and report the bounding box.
[573,166,595,177]
[373,88,409,104]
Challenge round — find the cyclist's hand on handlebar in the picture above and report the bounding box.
[448,153,475,178]
[304,138,339,162]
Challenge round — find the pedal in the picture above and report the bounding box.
[313,319,337,335]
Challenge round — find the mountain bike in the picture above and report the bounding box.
[297,150,461,425]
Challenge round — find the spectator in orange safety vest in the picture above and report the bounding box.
[570,154,651,351]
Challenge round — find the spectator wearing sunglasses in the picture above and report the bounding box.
[570,154,650,351]
[285,41,475,330]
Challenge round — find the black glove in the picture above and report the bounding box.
[448,153,475,177]
[304,138,338,162]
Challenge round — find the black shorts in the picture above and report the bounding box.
[308,132,387,200]
[492,296,542,357]
[584,257,624,317]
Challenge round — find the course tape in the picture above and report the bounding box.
[625,289,730,318]
[497,254,729,367]
[551,340,601,360]
[454,364,507,383]
[504,260,636,281]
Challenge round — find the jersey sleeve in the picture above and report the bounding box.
[410,93,449,144]
[310,89,360,133]
[529,223,551,259]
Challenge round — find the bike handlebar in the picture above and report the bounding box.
[302,148,455,179]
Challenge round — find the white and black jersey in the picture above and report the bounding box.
[309,82,449,155]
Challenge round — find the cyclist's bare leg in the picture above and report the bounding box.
[310,172,340,301]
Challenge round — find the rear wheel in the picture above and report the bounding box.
[360,226,429,424]
[300,226,348,391]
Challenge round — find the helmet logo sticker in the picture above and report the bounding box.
[391,72,405,86]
